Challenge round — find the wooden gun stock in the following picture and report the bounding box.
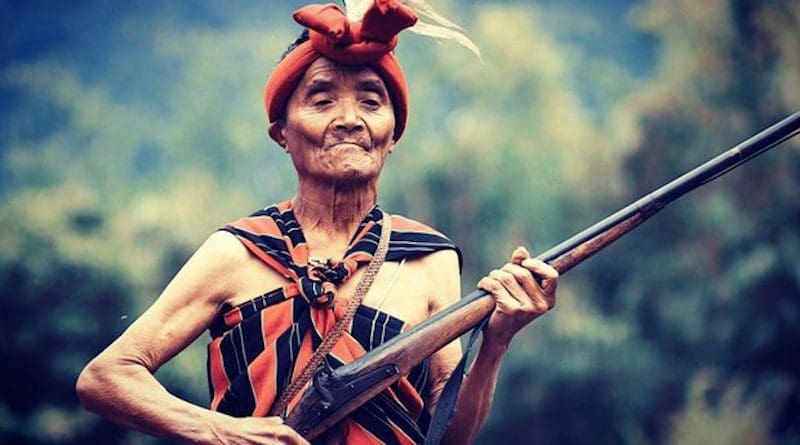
[285,111,800,440]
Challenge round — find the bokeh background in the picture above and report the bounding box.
[2,0,799,443]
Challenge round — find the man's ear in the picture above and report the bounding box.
[268,121,288,151]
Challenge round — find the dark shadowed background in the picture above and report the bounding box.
[1,0,799,443]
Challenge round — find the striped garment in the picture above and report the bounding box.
[207,200,460,444]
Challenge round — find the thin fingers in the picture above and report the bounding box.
[500,263,548,312]
[276,424,309,445]
[521,258,558,281]
[260,417,308,445]
[477,275,522,310]
[490,269,530,307]
[511,246,531,265]
[521,258,558,306]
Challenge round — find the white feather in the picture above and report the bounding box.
[410,21,482,60]
[399,0,481,59]
[343,0,372,22]
[400,0,463,30]
[344,0,481,59]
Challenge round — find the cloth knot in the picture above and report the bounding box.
[301,258,360,307]
[298,276,336,308]
[309,258,348,282]
[293,1,417,65]
[223,200,461,314]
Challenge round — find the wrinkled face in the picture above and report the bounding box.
[275,57,396,184]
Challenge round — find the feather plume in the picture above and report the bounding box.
[342,0,481,59]
[343,0,372,22]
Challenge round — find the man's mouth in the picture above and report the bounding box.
[329,141,370,151]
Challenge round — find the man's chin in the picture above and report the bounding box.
[319,167,379,184]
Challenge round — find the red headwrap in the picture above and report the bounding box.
[264,1,418,141]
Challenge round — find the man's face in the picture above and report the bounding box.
[276,57,396,184]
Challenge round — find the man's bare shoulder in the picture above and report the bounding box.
[405,249,460,313]
[162,230,252,305]
[414,248,459,272]
[198,230,252,266]
[199,230,290,307]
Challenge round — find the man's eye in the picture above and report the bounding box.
[362,99,380,108]
[314,99,333,107]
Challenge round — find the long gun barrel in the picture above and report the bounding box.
[285,111,800,439]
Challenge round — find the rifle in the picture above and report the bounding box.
[285,111,800,439]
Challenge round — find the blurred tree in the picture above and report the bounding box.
[473,0,800,443]
[667,372,774,445]
[2,0,798,443]
[0,226,133,444]
[576,0,800,443]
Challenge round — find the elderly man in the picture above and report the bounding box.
[77,2,558,444]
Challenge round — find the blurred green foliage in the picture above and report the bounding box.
[1,0,798,444]
[0,214,133,444]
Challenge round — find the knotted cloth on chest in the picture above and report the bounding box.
[207,200,460,444]
[222,201,457,307]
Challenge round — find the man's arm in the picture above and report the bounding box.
[425,247,558,444]
[76,231,307,445]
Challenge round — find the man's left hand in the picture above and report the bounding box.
[477,246,558,347]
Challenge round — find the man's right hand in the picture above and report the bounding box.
[208,415,309,445]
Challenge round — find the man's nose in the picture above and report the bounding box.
[334,100,365,133]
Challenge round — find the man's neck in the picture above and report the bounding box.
[292,177,379,257]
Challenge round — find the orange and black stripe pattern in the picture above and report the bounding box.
[207,200,460,444]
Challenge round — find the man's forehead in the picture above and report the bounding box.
[300,58,386,89]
